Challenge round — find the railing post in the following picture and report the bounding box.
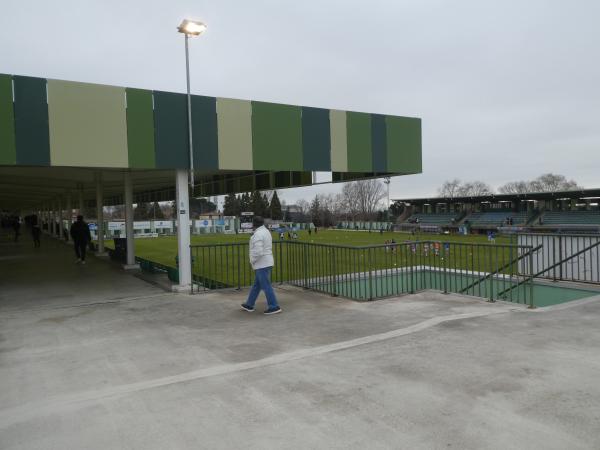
[529,246,535,309]
[443,242,448,294]
[558,235,563,281]
[332,247,338,297]
[237,246,241,290]
[409,243,415,294]
[303,243,308,289]
[368,248,374,301]
[278,241,284,285]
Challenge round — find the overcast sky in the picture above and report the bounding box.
[1,0,599,206]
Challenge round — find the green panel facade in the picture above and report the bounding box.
[301,106,331,171]
[346,112,372,172]
[191,95,219,170]
[386,116,422,173]
[371,114,387,172]
[252,101,303,171]
[126,88,155,168]
[0,73,422,182]
[13,76,50,166]
[0,75,16,165]
[153,91,189,169]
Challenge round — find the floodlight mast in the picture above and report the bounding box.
[177,19,207,194]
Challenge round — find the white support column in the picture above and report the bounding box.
[123,172,139,270]
[95,172,107,256]
[49,202,55,236]
[173,169,192,292]
[78,187,85,216]
[65,192,72,242]
[58,196,65,240]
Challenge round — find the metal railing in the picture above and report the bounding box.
[190,240,536,306]
[514,233,600,284]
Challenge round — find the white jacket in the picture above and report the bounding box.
[249,225,275,270]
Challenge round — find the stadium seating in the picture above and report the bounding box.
[405,213,459,226]
[540,210,600,225]
[466,211,529,228]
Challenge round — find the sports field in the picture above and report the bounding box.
[104,229,511,269]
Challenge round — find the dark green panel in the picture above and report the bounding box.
[153,91,188,169]
[371,114,387,172]
[13,76,50,166]
[252,102,303,171]
[126,88,155,168]
[301,106,330,171]
[0,74,16,165]
[346,112,372,172]
[191,95,218,170]
[386,116,422,173]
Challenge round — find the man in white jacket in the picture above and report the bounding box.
[241,216,282,314]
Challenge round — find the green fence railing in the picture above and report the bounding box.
[190,240,536,307]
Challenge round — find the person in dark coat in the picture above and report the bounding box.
[31,215,41,248]
[70,215,92,264]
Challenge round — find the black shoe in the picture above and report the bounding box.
[241,304,254,312]
[264,306,282,315]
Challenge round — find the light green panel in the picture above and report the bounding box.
[216,98,253,170]
[329,110,347,171]
[48,80,128,168]
[386,116,422,173]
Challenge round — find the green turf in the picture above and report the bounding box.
[104,230,511,269]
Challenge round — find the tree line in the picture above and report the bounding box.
[437,173,582,198]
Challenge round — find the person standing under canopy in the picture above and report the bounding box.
[70,215,92,264]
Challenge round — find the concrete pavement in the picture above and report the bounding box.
[1,231,600,449]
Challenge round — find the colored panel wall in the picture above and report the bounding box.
[301,106,331,171]
[191,95,218,170]
[371,114,387,172]
[47,80,128,167]
[251,101,303,171]
[330,110,347,171]
[13,76,50,166]
[0,74,16,165]
[126,88,155,168]
[346,111,372,172]
[153,91,189,169]
[216,98,253,170]
[386,116,422,173]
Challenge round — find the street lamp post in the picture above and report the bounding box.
[383,177,391,223]
[177,19,207,193]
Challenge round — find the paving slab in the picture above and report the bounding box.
[1,231,600,449]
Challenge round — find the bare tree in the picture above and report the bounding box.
[528,173,581,192]
[342,179,386,221]
[498,181,530,194]
[296,199,309,217]
[437,179,462,198]
[458,181,494,197]
[499,173,582,194]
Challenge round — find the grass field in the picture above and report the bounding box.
[104,229,512,269]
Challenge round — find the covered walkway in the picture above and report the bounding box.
[2,228,600,449]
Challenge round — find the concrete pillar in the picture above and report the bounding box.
[123,172,138,269]
[174,169,192,292]
[95,172,107,255]
[65,192,72,242]
[78,187,84,216]
[58,196,65,240]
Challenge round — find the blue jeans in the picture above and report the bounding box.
[245,267,279,309]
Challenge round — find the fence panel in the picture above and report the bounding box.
[190,240,534,306]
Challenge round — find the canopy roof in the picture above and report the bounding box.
[0,74,422,209]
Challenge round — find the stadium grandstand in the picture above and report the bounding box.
[394,188,600,234]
